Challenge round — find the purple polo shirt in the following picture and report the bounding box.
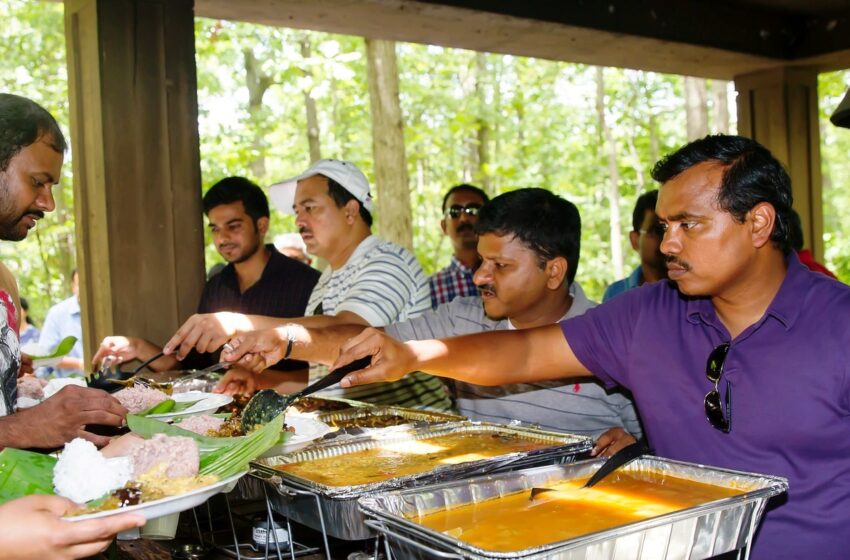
[561,252,850,560]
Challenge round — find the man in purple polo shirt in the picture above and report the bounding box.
[331,135,849,560]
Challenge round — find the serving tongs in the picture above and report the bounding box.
[529,442,649,500]
[241,356,373,432]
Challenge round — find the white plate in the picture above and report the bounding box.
[68,471,245,522]
[147,392,233,420]
[32,356,63,369]
[260,416,331,458]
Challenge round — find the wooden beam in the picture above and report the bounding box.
[64,0,205,363]
[735,67,824,259]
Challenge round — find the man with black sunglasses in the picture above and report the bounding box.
[429,184,489,308]
[603,189,667,301]
[332,135,850,560]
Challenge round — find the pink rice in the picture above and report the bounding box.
[113,386,169,413]
[130,434,199,478]
[177,414,225,435]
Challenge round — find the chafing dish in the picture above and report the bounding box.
[359,457,788,559]
[252,422,590,540]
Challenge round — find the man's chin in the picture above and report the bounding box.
[481,300,507,322]
[0,226,29,242]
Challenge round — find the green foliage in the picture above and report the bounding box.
[3,2,847,313]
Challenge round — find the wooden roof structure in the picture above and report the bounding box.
[62,0,850,361]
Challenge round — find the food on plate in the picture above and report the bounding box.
[412,470,747,552]
[327,414,410,429]
[16,375,46,400]
[129,434,199,478]
[113,386,169,414]
[291,396,352,413]
[276,432,555,487]
[176,415,226,436]
[53,439,133,504]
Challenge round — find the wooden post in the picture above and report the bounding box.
[64,0,205,364]
[734,67,823,259]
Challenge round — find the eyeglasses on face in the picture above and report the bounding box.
[704,342,731,433]
[444,204,482,220]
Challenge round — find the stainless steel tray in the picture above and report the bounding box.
[317,405,466,431]
[252,422,591,540]
[359,457,789,560]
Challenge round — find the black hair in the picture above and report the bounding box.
[787,208,804,252]
[0,93,67,172]
[20,297,29,312]
[475,188,581,286]
[651,134,794,254]
[202,177,270,222]
[442,183,489,213]
[632,190,659,232]
[327,178,373,227]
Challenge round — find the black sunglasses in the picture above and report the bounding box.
[444,204,482,220]
[704,342,731,433]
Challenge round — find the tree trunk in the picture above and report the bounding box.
[244,47,273,179]
[365,38,413,250]
[684,76,709,140]
[475,52,492,194]
[649,113,660,165]
[711,80,730,134]
[596,67,624,279]
[299,35,322,162]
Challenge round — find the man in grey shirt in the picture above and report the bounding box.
[220,188,642,441]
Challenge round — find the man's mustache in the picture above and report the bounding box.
[665,255,691,271]
[477,283,496,296]
[298,227,311,236]
[456,223,475,234]
[23,210,45,220]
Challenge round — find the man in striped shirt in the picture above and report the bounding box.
[429,184,488,308]
[164,159,451,410]
[219,189,643,442]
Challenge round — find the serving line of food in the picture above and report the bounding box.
[4,370,788,560]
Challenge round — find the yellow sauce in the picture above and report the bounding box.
[413,471,746,552]
[276,432,553,487]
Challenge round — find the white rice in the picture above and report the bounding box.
[53,438,132,504]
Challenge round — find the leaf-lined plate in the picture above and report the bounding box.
[146,392,232,420]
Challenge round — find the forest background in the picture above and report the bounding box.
[2,0,849,323]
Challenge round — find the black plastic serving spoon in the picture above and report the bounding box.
[530,442,650,500]
[241,356,373,432]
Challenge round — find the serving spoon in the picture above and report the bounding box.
[529,442,650,500]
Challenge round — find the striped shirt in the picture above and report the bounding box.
[385,283,643,439]
[428,256,478,308]
[307,235,452,410]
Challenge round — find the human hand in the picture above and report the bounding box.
[213,367,259,396]
[92,336,141,369]
[220,327,291,374]
[0,494,144,560]
[18,353,33,377]
[334,328,417,388]
[10,385,128,448]
[591,427,637,458]
[163,312,253,359]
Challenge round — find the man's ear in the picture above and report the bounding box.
[629,230,640,251]
[749,202,776,249]
[344,199,360,223]
[440,217,448,235]
[546,256,569,290]
[257,216,270,237]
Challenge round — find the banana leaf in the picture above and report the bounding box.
[200,413,286,478]
[0,448,56,504]
[127,413,290,455]
[29,336,77,360]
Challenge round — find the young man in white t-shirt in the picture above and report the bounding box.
[164,159,451,410]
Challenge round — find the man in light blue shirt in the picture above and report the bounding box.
[38,270,84,377]
[603,190,667,301]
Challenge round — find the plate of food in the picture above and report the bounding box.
[112,386,232,420]
[262,415,331,457]
[69,470,244,522]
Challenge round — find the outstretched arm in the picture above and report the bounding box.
[334,324,591,388]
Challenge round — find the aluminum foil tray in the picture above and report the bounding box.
[359,458,788,560]
[318,405,466,431]
[252,422,591,540]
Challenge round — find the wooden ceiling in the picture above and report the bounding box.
[195,0,850,79]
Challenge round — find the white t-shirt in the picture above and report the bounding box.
[306,235,451,410]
